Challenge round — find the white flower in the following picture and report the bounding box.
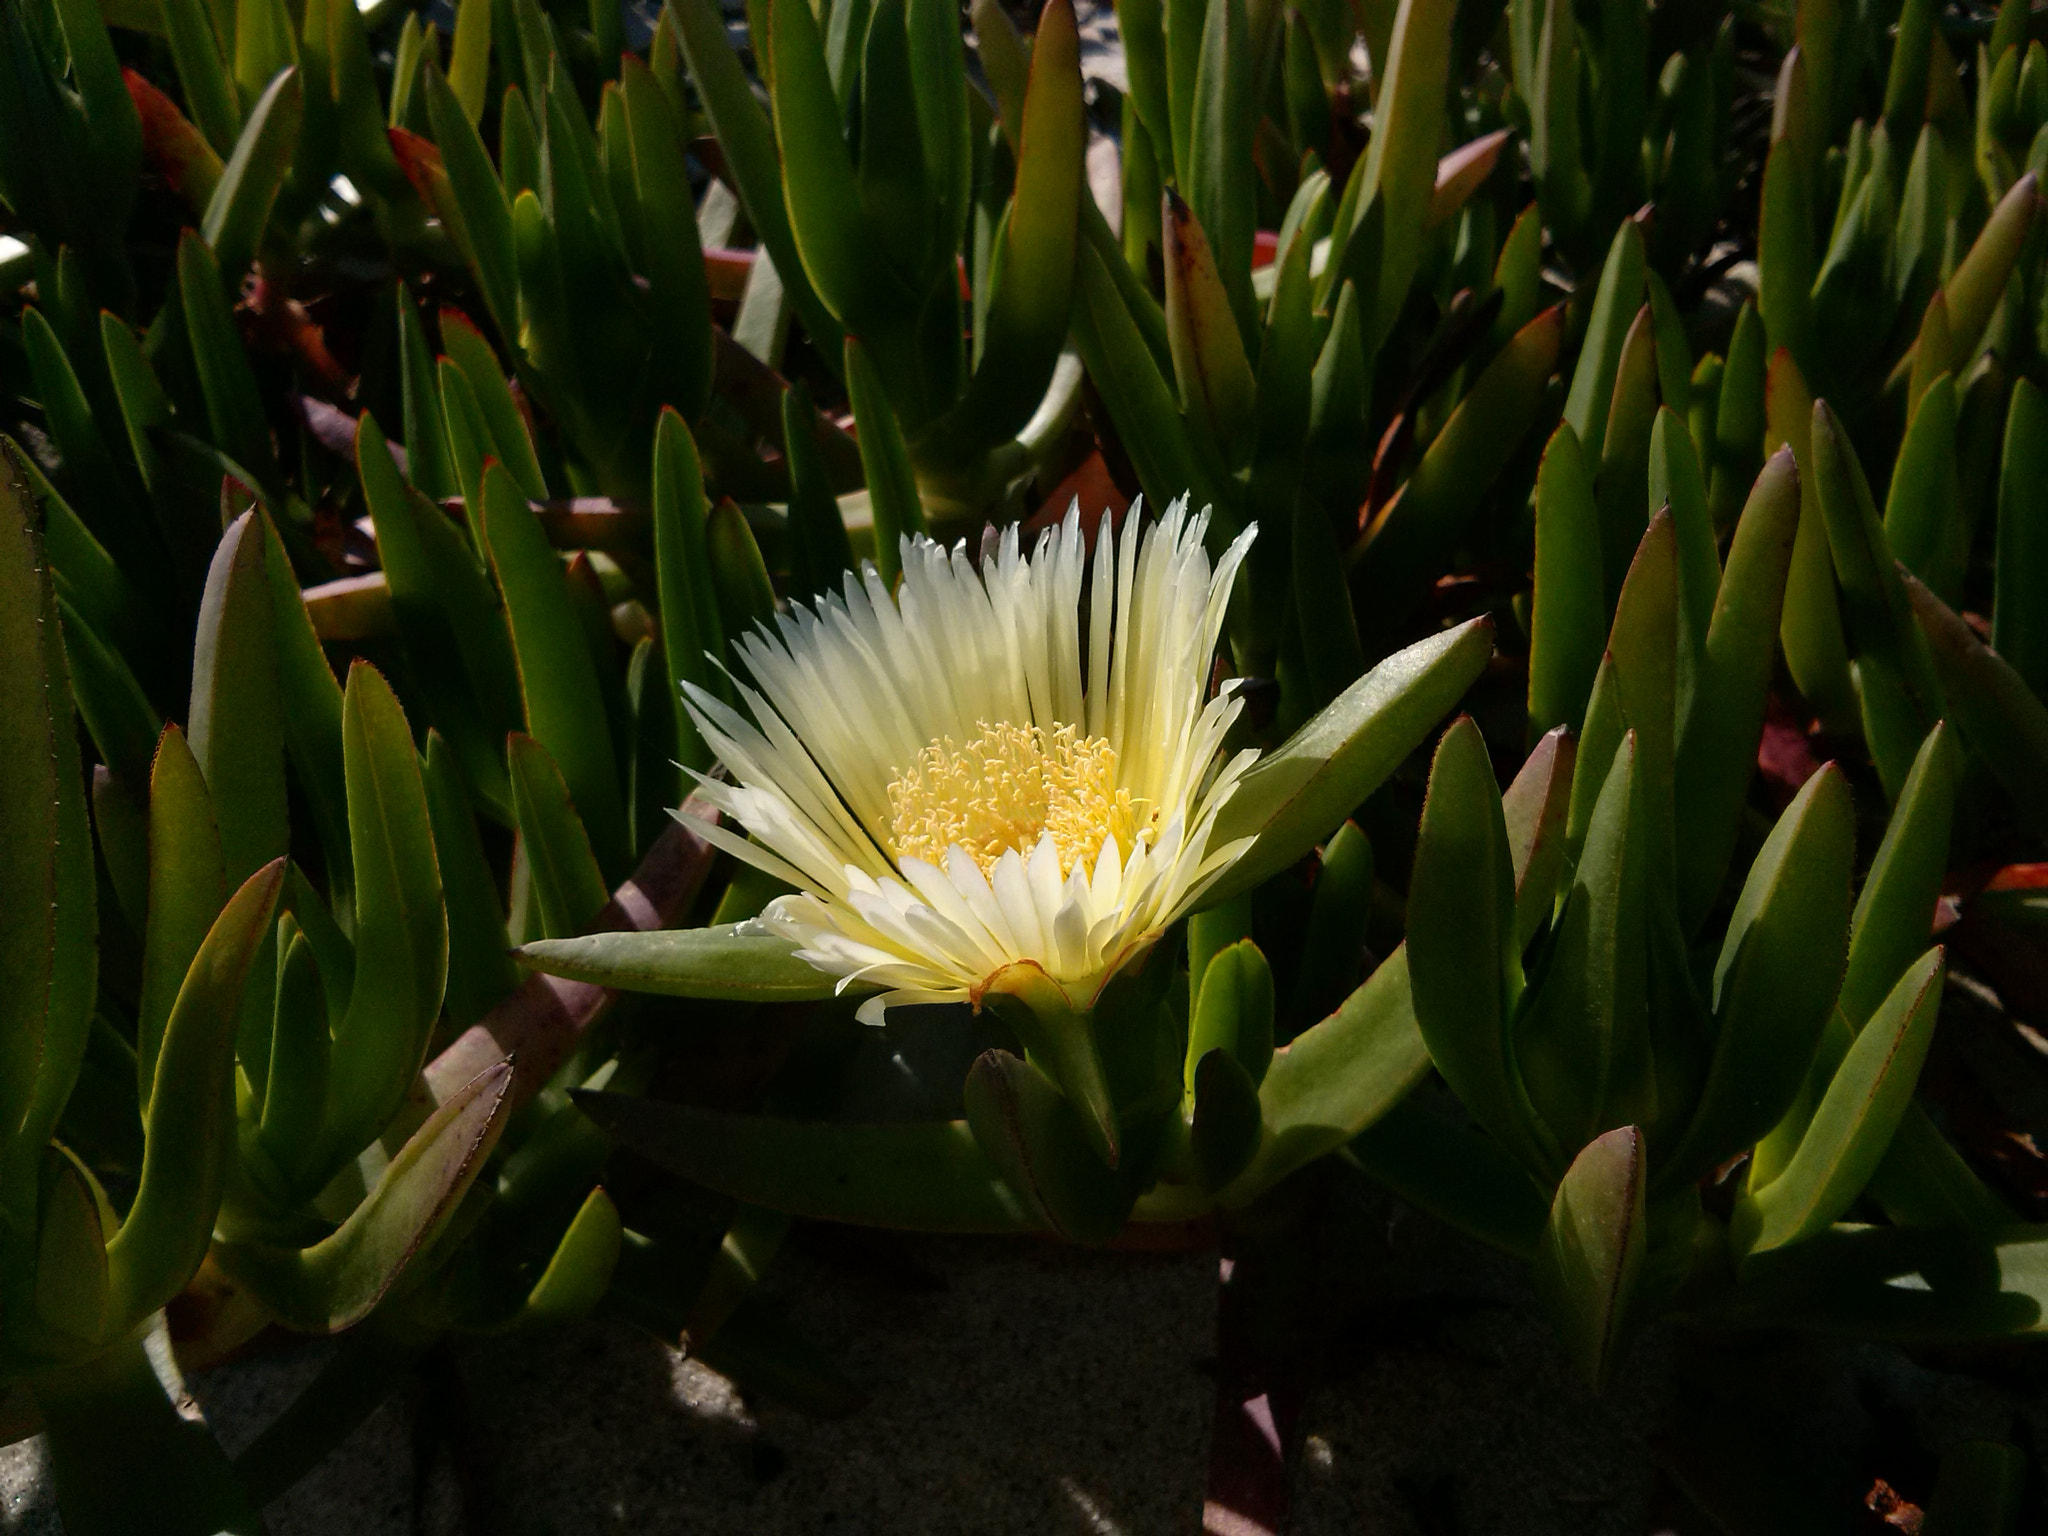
[680,496,1260,1025]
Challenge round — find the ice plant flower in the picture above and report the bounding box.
[682,497,1259,1025]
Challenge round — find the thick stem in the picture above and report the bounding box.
[32,1322,264,1536]
[980,961,1121,1167]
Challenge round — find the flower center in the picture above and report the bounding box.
[887,721,1148,877]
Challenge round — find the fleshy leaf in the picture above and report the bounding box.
[516,924,841,1002]
[216,1061,513,1332]
[1204,617,1493,902]
[963,1049,1131,1244]
[1663,766,1854,1185]
[106,859,285,1327]
[1738,948,1946,1256]
[1408,719,1555,1173]
[1533,1125,1648,1391]
[1225,947,1431,1202]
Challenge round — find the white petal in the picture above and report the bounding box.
[989,846,1047,962]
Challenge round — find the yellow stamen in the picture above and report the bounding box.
[888,721,1150,877]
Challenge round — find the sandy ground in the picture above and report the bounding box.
[6,1170,2043,1533]
[0,1191,1681,1535]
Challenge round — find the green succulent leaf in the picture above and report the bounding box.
[518,1186,624,1324]
[1904,571,2048,833]
[681,1203,791,1348]
[1303,277,1370,513]
[1738,947,1946,1257]
[620,55,715,421]
[1244,212,1316,576]
[21,313,149,573]
[1884,373,1962,599]
[1204,616,1494,903]
[1347,0,1454,346]
[1518,730,1651,1154]
[1069,225,1231,522]
[1163,189,1256,468]
[395,284,456,503]
[651,407,725,706]
[706,497,778,647]
[1162,0,1202,185]
[0,447,97,1187]
[1223,946,1431,1203]
[325,0,404,201]
[218,1060,513,1332]
[1189,1048,1262,1196]
[767,0,900,331]
[1596,308,1659,598]
[1183,0,1256,344]
[256,918,330,1197]
[33,1147,110,1348]
[480,464,629,878]
[420,68,519,340]
[932,0,1082,454]
[963,1048,1132,1244]
[1708,303,1767,532]
[517,924,842,1001]
[1528,422,1604,739]
[1934,172,2038,369]
[844,336,926,586]
[1358,305,1564,623]
[782,385,857,605]
[1523,0,1590,234]
[136,728,225,1104]
[1533,1124,1648,1392]
[107,858,286,1327]
[507,733,611,941]
[1289,819,1374,1022]
[1841,723,1956,1033]
[355,412,522,819]
[445,0,490,123]
[1408,718,1557,1173]
[1563,221,1645,463]
[159,0,241,156]
[1810,400,1944,800]
[440,309,547,500]
[1289,491,1368,715]
[1504,727,1577,947]
[979,961,1122,1169]
[1768,350,1858,735]
[1186,939,1275,1092]
[666,0,841,356]
[257,512,350,892]
[177,232,280,499]
[33,405,178,694]
[1993,378,2048,697]
[199,65,300,282]
[1565,512,1678,891]
[190,511,289,891]
[320,663,448,1171]
[1664,766,1854,1186]
[422,734,519,1028]
[1674,448,1802,930]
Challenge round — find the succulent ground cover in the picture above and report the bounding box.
[2,0,2048,1526]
